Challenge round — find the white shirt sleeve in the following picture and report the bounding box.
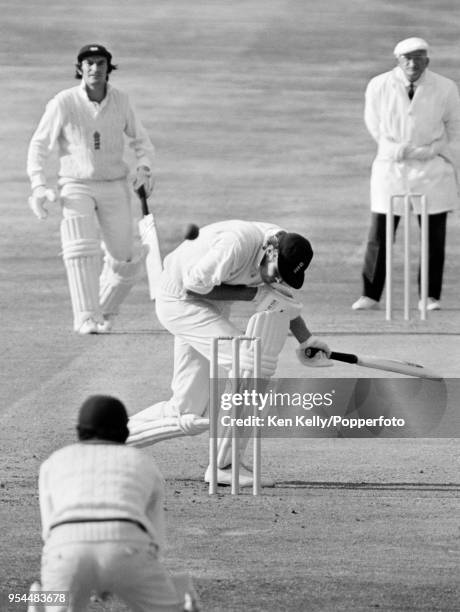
[364,78,381,144]
[27,97,63,190]
[183,233,241,294]
[125,99,155,170]
[444,81,460,144]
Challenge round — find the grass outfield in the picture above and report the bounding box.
[1,1,460,610]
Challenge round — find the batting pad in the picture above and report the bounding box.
[255,284,303,319]
[61,215,102,330]
[216,310,290,468]
[127,414,209,447]
[227,312,288,378]
[243,310,290,377]
[99,245,148,316]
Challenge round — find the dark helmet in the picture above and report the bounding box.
[77,394,129,443]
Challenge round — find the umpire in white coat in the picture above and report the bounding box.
[352,37,460,312]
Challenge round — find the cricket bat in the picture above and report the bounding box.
[305,348,442,381]
[137,186,163,300]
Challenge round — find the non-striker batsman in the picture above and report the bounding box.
[27,44,155,334]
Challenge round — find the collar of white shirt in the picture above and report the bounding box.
[79,80,112,109]
[395,66,426,90]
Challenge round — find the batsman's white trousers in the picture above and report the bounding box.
[156,294,240,415]
[60,179,134,261]
[127,282,289,466]
[41,523,181,612]
[128,286,241,436]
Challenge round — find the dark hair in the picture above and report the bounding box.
[74,61,118,81]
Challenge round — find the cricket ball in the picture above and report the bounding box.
[184,223,200,240]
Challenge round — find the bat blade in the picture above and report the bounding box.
[332,351,442,381]
[305,348,443,381]
[137,187,162,300]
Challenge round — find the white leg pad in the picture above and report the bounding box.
[216,379,254,469]
[127,413,209,447]
[243,309,290,375]
[216,310,290,468]
[229,310,290,377]
[61,216,102,330]
[99,245,148,315]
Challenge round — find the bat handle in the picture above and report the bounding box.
[304,347,318,358]
[305,348,358,364]
[137,186,149,216]
[304,347,329,360]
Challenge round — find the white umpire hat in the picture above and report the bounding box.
[394,37,429,57]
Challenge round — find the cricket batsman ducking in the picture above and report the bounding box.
[127,219,332,488]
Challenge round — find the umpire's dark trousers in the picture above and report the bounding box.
[361,211,447,302]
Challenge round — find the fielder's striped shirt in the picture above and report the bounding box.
[39,442,166,549]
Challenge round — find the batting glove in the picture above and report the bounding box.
[296,336,332,367]
[133,166,155,198]
[28,186,57,220]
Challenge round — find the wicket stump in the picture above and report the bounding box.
[209,336,262,496]
[386,193,429,321]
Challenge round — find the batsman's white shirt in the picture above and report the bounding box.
[161,219,282,297]
[27,81,154,189]
[365,66,460,214]
[137,220,282,422]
